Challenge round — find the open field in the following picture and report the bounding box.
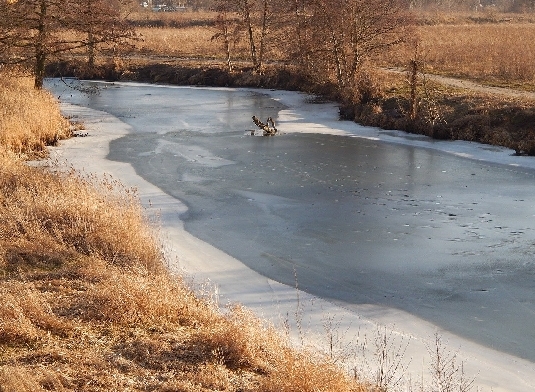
[126,10,535,88]
[135,26,221,59]
[388,22,535,90]
[0,74,370,391]
[124,12,535,84]
[419,23,535,86]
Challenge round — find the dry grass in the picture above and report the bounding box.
[416,23,535,86]
[128,10,219,28]
[377,12,535,89]
[126,10,239,60]
[136,26,221,58]
[0,75,71,157]
[126,10,535,90]
[0,74,368,391]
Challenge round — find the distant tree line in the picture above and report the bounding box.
[408,0,535,11]
[192,0,535,12]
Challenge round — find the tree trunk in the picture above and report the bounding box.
[293,0,309,70]
[409,58,419,120]
[241,0,258,70]
[87,29,95,75]
[257,0,269,73]
[223,22,233,72]
[86,0,95,75]
[34,0,47,89]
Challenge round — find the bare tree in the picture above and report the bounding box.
[0,0,133,89]
[211,0,240,71]
[0,0,66,88]
[292,0,312,71]
[73,0,133,76]
[302,0,412,100]
[236,0,259,69]
[218,0,275,72]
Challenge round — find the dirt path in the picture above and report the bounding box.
[427,74,535,100]
[386,67,535,100]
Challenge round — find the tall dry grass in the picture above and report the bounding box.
[0,75,71,157]
[0,155,163,272]
[128,10,218,28]
[0,151,367,391]
[380,14,535,87]
[0,74,368,391]
[417,23,535,84]
[136,26,222,58]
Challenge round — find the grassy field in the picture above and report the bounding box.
[0,74,370,391]
[124,10,535,88]
[388,21,535,90]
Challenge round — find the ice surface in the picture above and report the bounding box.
[44,79,535,391]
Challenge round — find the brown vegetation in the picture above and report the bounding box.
[5,6,532,389]
[0,75,71,157]
[0,74,370,391]
[385,20,535,89]
[0,0,132,88]
[45,7,535,154]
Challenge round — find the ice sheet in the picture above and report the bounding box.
[44,80,535,391]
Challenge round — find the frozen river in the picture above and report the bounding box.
[46,79,535,366]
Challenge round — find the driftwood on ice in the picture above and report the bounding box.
[251,116,278,136]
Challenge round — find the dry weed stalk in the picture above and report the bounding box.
[427,333,475,392]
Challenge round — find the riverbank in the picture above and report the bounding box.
[44,79,535,392]
[48,58,535,156]
[0,75,365,391]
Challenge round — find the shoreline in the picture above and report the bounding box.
[47,58,535,156]
[47,87,535,392]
